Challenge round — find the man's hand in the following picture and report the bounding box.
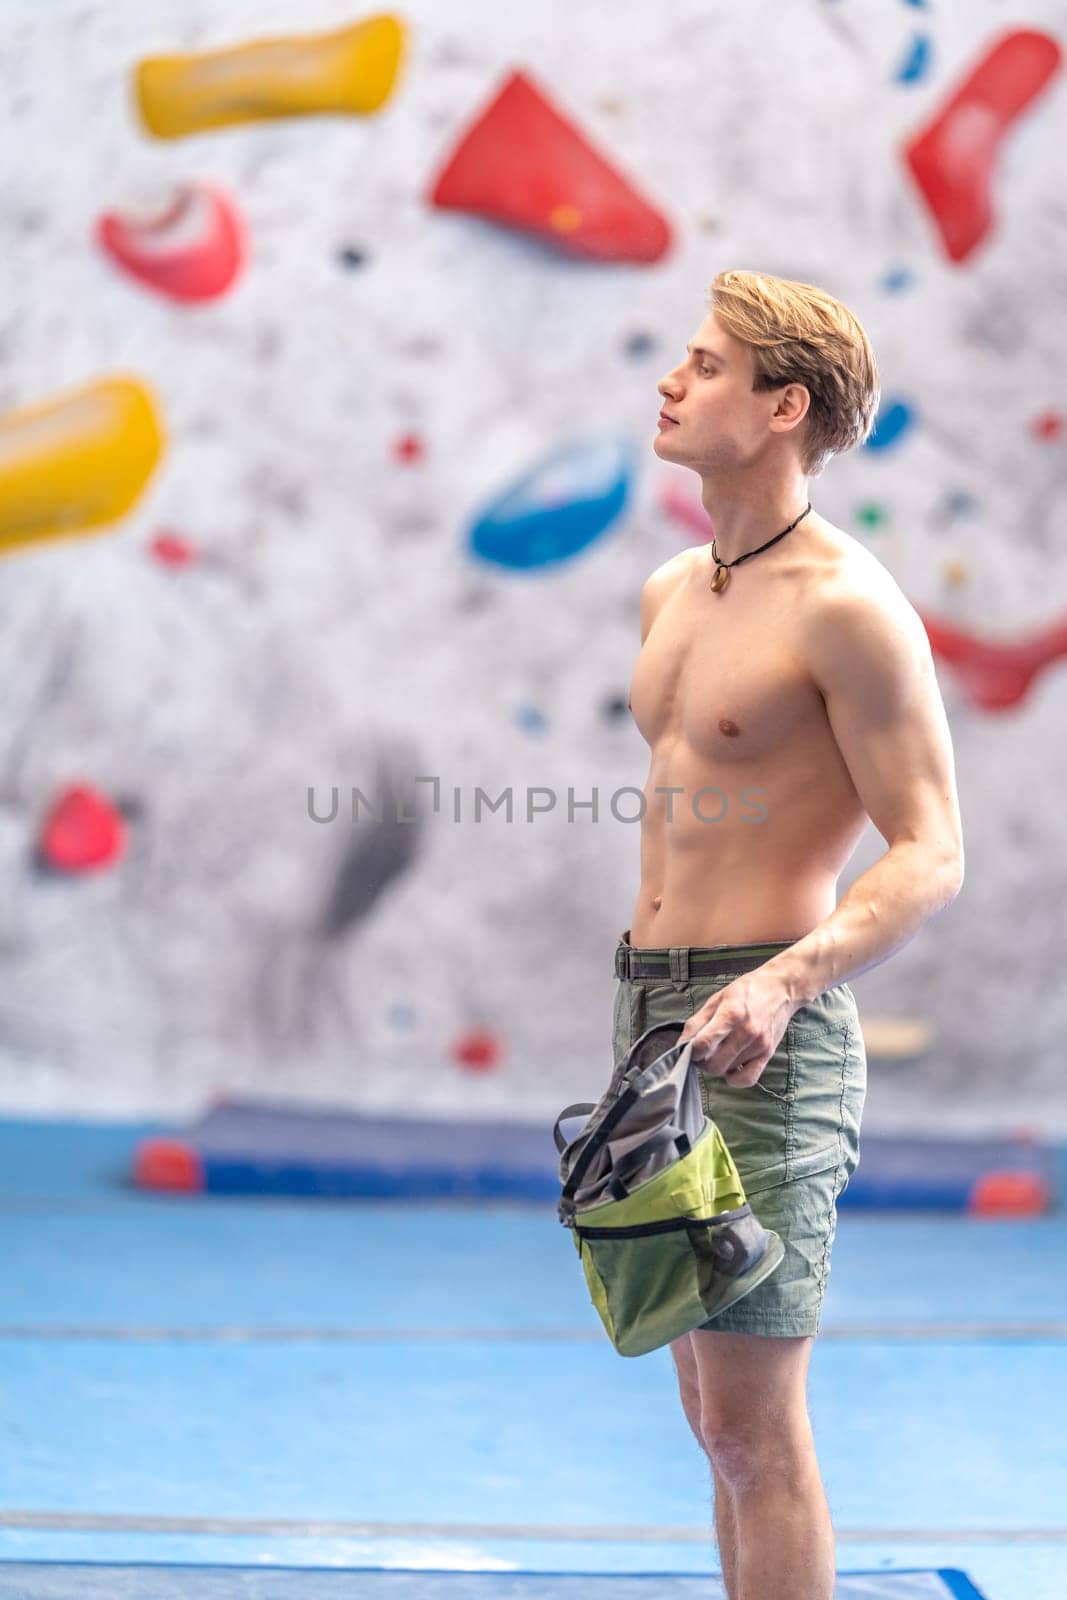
[678,970,801,1088]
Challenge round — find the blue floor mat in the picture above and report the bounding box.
[4,1121,1059,1599]
[0,1563,989,1597]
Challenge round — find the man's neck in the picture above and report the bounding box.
[700,477,812,566]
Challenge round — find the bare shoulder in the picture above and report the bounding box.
[806,518,922,624]
[801,523,934,696]
[639,545,696,642]
[642,543,698,592]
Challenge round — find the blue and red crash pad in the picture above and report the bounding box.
[133,1100,1056,1215]
[0,1562,990,1597]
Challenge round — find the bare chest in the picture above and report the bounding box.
[629,573,826,764]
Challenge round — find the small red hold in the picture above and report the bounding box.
[134,1138,203,1192]
[150,530,198,566]
[392,431,425,465]
[453,1027,503,1074]
[1030,410,1065,442]
[39,783,126,874]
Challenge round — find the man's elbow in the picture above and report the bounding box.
[939,850,965,902]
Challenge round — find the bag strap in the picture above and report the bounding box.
[552,1103,597,1154]
[559,1085,640,1201]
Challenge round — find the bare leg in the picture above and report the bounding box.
[711,1463,740,1600]
[690,1328,835,1600]
[669,1333,739,1598]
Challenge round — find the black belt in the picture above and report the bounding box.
[615,941,795,981]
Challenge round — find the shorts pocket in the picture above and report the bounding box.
[740,1141,840,1197]
[790,984,859,1042]
[751,1068,794,1104]
[789,1018,866,1189]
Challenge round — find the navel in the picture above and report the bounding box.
[718,717,741,737]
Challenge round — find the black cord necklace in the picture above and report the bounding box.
[709,502,813,594]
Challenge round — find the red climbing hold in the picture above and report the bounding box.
[428,69,672,264]
[150,530,198,566]
[39,782,126,873]
[920,610,1067,711]
[903,29,1062,263]
[659,479,714,542]
[1030,410,1065,443]
[96,181,246,302]
[391,431,425,465]
[453,1028,503,1074]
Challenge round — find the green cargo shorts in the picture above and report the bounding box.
[613,929,866,1338]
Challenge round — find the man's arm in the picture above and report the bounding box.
[764,576,966,1007]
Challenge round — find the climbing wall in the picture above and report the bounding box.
[0,0,1065,1132]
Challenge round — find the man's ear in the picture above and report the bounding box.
[773,382,810,430]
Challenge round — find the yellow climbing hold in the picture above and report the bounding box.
[0,376,165,555]
[134,14,407,139]
[549,205,583,233]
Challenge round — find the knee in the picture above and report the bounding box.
[699,1409,813,1490]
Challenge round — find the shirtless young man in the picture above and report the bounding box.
[615,270,965,1599]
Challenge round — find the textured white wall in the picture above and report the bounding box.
[1,0,1066,1131]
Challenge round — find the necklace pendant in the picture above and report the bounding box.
[710,563,730,594]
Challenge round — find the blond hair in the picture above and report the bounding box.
[707,270,880,476]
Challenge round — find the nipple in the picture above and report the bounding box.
[719,717,740,737]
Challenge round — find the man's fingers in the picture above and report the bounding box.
[682,1008,730,1051]
[680,1007,717,1046]
[680,1003,771,1082]
[694,1038,750,1076]
[722,1053,768,1087]
[699,1041,768,1082]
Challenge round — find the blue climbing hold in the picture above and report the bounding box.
[895,32,933,85]
[469,436,637,570]
[865,399,915,453]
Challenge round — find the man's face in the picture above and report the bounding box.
[654,311,779,471]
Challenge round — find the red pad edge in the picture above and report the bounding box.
[134,1137,203,1192]
[969,1170,1051,1217]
